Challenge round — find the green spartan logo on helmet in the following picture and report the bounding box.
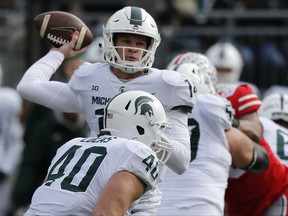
[134,96,154,117]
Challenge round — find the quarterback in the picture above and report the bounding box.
[17,6,195,176]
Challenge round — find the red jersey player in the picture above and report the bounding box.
[218,83,288,216]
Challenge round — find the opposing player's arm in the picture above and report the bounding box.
[227,127,269,173]
[93,171,146,216]
[235,112,263,143]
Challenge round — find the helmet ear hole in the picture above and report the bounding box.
[136,125,145,135]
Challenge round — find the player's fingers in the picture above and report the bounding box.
[71,31,86,53]
[70,31,87,54]
[51,33,75,51]
[70,31,79,45]
[66,31,79,51]
[51,31,84,58]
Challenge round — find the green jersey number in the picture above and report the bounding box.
[95,108,105,131]
[45,145,107,192]
[142,154,159,180]
[277,129,288,160]
[185,79,197,98]
[188,118,200,162]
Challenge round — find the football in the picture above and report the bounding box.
[34,11,94,50]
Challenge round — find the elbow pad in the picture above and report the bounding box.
[242,142,269,173]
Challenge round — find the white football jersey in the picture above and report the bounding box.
[68,62,194,136]
[17,51,195,174]
[158,94,232,215]
[24,135,161,216]
[17,51,194,136]
[260,116,288,165]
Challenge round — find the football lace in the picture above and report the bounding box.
[47,33,69,45]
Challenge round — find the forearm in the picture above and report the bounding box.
[16,51,80,112]
[17,50,64,101]
[93,171,146,216]
[165,110,190,175]
[228,127,268,172]
[165,139,190,175]
[238,119,263,143]
[232,112,263,143]
[241,141,269,173]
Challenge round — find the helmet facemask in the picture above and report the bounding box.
[103,33,156,73]
[136,112,172,164]
[103,6,161,74]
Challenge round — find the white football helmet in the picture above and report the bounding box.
[259,93,288,122]
[205,41,244,84]
[102,90,172,164]
[172,63,216,95]
[167,52,217,94]
[103,6,161,73]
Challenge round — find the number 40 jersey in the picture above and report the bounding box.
[24,135,161,216]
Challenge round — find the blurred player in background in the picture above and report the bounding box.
[0,64,24,216]
[259,93,288,165]
[205,41,261,97]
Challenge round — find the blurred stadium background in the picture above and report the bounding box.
[1,0,288,93]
